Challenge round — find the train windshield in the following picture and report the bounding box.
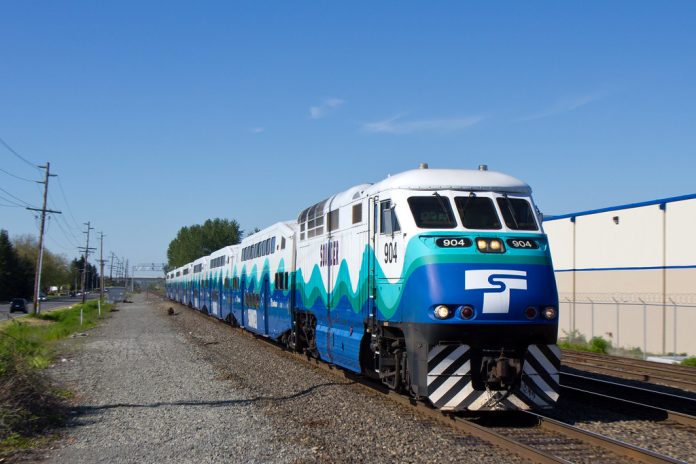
[454,196,502,230]
[496,197,538,230]
[408,196,457,228]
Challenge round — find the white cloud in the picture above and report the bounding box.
[362,114,483,134]
[309,98,345,119]
[517,94,601,122]
[249,127,265,134]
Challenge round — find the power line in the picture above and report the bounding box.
[56,176,82,231]
[51,211,80,248]
[0,167,34,182]
[0,201,23,208]
[0,186,34,208]
[0,136,39,170]
[48,193,81,242]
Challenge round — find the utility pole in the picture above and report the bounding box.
[98,232,106,301]
[79,221,95,305]
[26,162,60,315]
[109,252,115,285]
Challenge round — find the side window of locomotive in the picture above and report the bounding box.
[454,196,502,230]
[496,197,539,231]
[380,200,401,234]
[352,203,362,224]
[407,196,457,228]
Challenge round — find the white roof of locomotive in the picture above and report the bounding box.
[299,168,531,216]
[365,168,531,195]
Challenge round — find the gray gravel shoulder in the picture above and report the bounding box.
[41,295,306,464]
[39,294,523,464]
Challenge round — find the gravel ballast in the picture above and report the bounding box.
[41,294,694,463]
[41,294,521,463]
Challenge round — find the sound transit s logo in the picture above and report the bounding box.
[465,270,527,314]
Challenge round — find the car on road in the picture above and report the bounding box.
[9,298,29,313]
[39,293,47,301]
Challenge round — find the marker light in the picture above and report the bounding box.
[543,306,557,320]
[525,306,538,319]
[460,305,475,320]
[434,305,451,320]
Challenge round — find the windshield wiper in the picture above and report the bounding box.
[458,192,476,223]
[502,194,520,229]
[433,192,452,222]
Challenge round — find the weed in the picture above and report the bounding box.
[0,300,111,451]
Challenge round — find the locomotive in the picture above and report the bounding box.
[166,165,560,411]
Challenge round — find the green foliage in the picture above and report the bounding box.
[69,257,99,292]
[0,230,34,300]
[681,357,696,367]
[588,336,611,354]
[13,234,71,293]
[558,331,612,354]
[167,218,242,268]
[0,301,112,446]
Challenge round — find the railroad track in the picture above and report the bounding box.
[561,350,696,392]
[561,382,696,429]
[171,302,687,464]
[562,372,696,419]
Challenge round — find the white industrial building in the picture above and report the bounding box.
[543,194,696,356]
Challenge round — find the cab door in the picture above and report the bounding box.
[373,197,406,322]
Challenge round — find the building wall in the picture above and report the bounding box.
[544,195,696,355]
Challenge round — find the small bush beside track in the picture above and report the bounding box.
[0,300,112,455]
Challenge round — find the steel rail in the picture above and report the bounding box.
[563,372,696,413]
[527,411,686,464]
[562,384,696,428]
[176,304,685,464]
[562,352,696,391]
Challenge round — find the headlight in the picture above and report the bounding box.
[543,306,557,320]
[434,305,451,319]
[476,238,505,253]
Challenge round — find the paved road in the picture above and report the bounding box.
[0,295,98,320]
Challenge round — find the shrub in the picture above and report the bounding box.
[681,357,696,367]
[589,336,611,354]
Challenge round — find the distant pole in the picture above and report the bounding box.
[109,252,114,285]
[80,221,94,304]
[27,162,60,315]
[99,232,106,301]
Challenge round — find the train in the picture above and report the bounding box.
[166,164,561,411]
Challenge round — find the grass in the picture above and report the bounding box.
[682,357,696,367]
[0,300,111,455]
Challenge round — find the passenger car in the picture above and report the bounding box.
[9,298,29,313]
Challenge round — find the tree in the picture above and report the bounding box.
[69,257,99,291]
[0,230,33,300]
[167,218,242,268]
[13,234,70,293]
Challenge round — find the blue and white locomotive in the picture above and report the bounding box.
[166,165,561,411]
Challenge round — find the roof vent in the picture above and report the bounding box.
[419,163,429,169]
[478,164,488,171]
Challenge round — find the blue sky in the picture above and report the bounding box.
[1,2,695,274]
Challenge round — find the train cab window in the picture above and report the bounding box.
[380,200,401,234]
[496,197,538,231]
[271,237,276,252]
[281,237,286,249]
[407,196,457,228]
[328,210,339,232]
[352,203,362,224]
[455,196,502,230]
